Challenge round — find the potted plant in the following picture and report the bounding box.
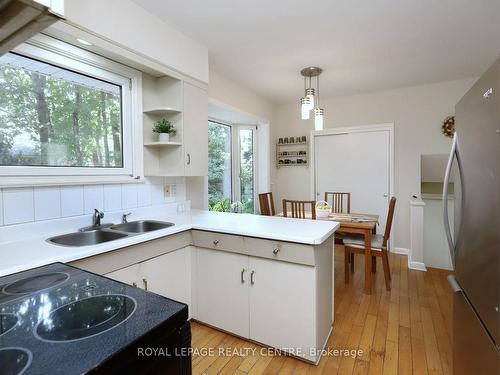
[152,119,176,142]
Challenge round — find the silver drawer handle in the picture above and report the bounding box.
[142,278,148,291]
[241,268,246,283]
[250,270,255,285]
[213,239,219,247]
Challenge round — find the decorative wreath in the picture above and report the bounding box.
[442,116,455,138]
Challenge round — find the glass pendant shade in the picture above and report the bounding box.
[300,97,310,120]
[314,108,324,131]
[305,88,315,110]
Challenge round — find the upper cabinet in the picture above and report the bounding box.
[142,74,208,177]
[183,82,208,176]
[0,0,64,56]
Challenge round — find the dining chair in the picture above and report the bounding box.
[282,199,316,220]
[343,197,396,291]
[324,192,351,213]
[258,192,276,216]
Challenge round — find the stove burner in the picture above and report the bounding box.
[35,294,136,342]
[0,347,32,375]
[2,272,70,295]
[0,313,18,336]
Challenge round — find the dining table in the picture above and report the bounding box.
[276,211,379,293]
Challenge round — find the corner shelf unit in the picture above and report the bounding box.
[143,74,184,176]
[276,137,309,168]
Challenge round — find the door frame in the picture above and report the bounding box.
[309,123,395,248]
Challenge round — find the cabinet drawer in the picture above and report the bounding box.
[244,237,315,266]
[192,230,246,255]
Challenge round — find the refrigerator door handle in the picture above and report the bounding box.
[447,275,462,293]
[443,133,458,262]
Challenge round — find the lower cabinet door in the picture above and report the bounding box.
[248,257,316,361]
[139,248,190,305]
[105,263,141,287]
[196,248,249,338]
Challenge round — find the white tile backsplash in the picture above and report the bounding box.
[122,185,138,209]
[84,185,104,214]
[0,179,185,227]
[60,186,84,217]
[0,190,3,226]
[103,185,122,212]
[137,184,152,207]
[3,188,34,225]
[34,187,61,221]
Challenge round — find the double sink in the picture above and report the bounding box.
[48,220,175,247]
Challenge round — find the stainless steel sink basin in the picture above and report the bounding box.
[110,220,174,233]
[48,230,128,247]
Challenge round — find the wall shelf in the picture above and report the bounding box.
[144,141,182,148]
[276,136,309,168]
[143,107,182,115]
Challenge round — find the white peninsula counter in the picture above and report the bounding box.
[0,207,338,363]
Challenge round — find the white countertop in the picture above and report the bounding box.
[0,206,338,277]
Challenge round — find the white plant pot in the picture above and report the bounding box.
[159,133,170,142]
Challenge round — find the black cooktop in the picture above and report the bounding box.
[0,263,188,374]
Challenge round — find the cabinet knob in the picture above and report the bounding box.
[213,239,219,247]
[273,247,280,255]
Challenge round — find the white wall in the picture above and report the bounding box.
[0,177,186,226]
[272,78,476,250]
[63,0,209,83]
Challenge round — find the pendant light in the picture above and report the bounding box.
[314,74,324,131]
[299,67,324,128]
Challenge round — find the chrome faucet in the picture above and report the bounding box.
[93,209,104,227]
[122,212,132,224]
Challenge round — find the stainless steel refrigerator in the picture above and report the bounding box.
[443,56,500,375]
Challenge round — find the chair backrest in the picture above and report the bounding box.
[324,192,351,213]
[282,199,316,220]
[382,197,397,248]
[258,192,275,216]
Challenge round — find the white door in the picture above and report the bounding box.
[314,128,391,235]
[248,257,316,361]
[105,263,141,288]
[196,248,249,337]
[139,248,190,304]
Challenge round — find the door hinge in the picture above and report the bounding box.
[129,79,133,91]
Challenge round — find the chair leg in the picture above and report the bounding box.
[381,252,391,291]
[344,248,350,284]
[371,256,377,273]
[350,253,355,273]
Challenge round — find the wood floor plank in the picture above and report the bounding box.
[189,248,454,375]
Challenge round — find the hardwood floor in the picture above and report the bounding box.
[190,245,453,374]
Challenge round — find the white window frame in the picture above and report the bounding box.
[208,118,258,213]
[0,34,143,187]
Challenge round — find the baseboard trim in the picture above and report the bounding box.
[408,260,427,271]
[392,247,409,255]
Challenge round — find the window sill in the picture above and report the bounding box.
[0,175,144,188]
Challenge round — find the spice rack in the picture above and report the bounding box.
[276,136,308,168]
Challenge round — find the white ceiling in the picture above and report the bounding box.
[132,0,500,104]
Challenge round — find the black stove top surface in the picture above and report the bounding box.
[0,263,187,375]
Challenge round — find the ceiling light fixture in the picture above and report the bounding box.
[300,67,324,130]
[76,38,93,46]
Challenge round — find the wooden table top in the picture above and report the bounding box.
[276,212,379,230]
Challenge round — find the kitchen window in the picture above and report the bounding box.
[208,120,256,213]
[0,35,141,185]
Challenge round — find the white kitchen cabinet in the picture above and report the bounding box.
[106,263,141,288]
[248,257,316,361]
[139,247,190,305]
[196,248,249,337]
[183,82,208,176]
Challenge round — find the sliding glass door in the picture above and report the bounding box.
[208,121,256,213]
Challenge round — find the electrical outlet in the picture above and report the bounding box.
[164,184,176,198]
